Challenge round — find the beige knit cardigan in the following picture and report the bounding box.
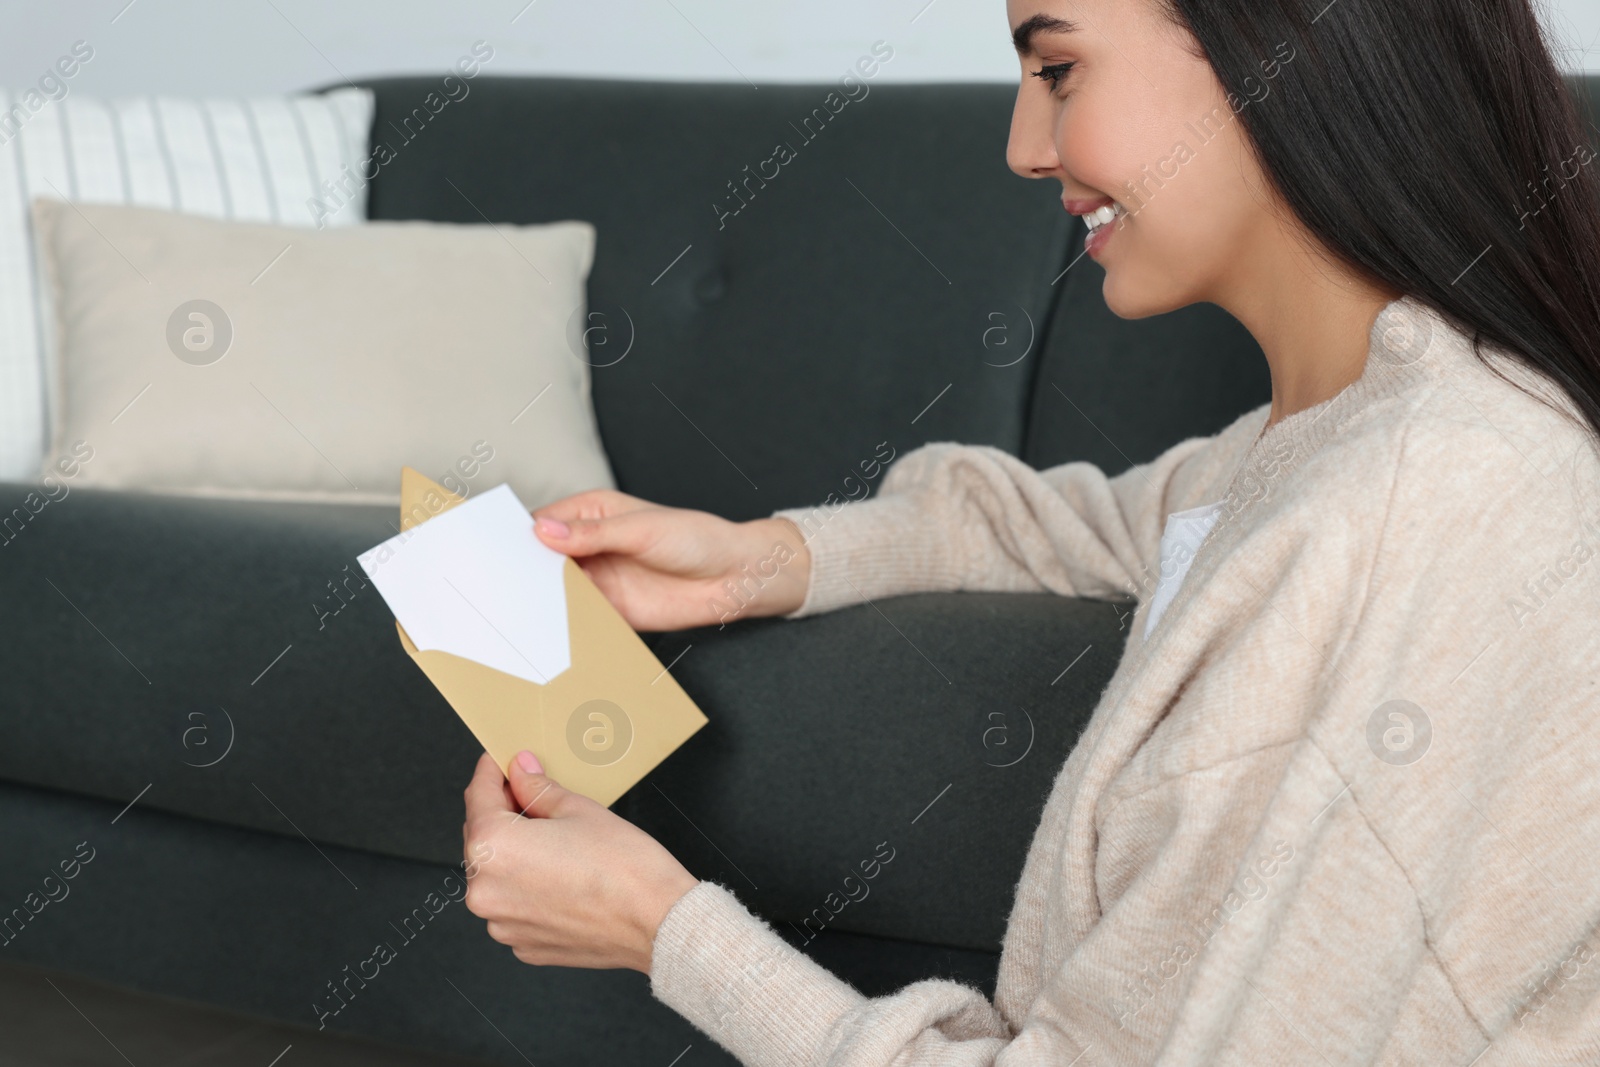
[648,295,1600,1066]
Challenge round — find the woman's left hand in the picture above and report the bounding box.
[461,750,700,973]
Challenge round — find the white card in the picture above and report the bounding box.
[358,483,571,684]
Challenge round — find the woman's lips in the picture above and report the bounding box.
[1062,194,1125,258]
[1085,220,1116,258]
[1062,195,1116,215]
[1064,196,1124,259]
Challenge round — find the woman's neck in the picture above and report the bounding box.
[1214,219,1404,430]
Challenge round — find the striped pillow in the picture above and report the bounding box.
[0,87,374,481]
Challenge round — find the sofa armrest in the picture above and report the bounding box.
[0,483,1133,953]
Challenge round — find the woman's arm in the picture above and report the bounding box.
[773,406,1267,619]
[526,405,1267,631]
[650,881,1023,1067]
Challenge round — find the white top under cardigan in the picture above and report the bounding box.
[1144,500,1225,639]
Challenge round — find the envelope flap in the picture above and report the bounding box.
[400,466,466,529]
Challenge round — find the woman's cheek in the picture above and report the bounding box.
[1056,103,1133,202]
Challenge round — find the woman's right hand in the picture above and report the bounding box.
[529,489,811,632]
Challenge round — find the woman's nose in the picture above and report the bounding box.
[1006,84,1062,179]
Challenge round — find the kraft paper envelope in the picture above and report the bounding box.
[370,467,707,806]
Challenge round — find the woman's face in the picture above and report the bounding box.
[1006,0,1280,318]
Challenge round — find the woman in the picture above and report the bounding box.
[460,0,1600,1061]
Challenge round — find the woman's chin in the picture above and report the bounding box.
[1101,272,1181,321]
[1100,255,1203,319]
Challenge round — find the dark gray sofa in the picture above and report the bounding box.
[15,70,1576,1064]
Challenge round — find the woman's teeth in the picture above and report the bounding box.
[1080,203,1125,234]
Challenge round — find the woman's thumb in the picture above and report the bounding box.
[508,750,566,818]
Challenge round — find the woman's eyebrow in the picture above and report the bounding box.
[1012,14,1080,55]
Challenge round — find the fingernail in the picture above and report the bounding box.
[515,750,543,774]
[536,517,570,538]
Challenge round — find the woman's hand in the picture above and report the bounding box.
[462,750,699,974]
[530,489,810,631]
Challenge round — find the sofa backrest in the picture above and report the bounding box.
[355,73,1600,521]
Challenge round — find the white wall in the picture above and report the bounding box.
[3,0,1600,97]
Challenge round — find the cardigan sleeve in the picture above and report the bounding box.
[769,411,1263,619]
[650,881,1046,1067]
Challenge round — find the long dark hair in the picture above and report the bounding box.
[1162,0,1600,445]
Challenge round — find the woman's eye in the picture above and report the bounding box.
[1030,62,1075,93]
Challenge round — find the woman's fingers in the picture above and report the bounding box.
[535,506,663,560]
[530,488,646,525]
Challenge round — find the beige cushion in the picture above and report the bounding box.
[31,199,616,507]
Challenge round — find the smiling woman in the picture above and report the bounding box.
[463,1,1600,1064]
[1005,0,1600,440]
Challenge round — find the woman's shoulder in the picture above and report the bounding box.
[1269,317,1598,572]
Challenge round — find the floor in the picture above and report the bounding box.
[0,957,493,1067]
